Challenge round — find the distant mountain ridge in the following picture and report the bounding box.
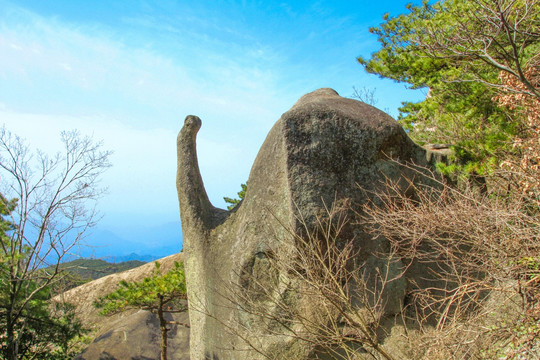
[103,253,161,263]
[48,258,147,293]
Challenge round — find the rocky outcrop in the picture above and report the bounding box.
[74,309,190,360]
[57,253,190,360]
[424,143,453,165]
[176,88,434,360]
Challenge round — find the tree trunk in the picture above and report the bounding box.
[158,295,168,360]
[6,277,18,360]
[6,317,16,360]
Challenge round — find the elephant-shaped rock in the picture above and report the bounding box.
[177,88,431,360]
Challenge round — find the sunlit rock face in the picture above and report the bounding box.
[177,88,431,360]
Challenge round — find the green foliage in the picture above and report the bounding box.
[0,194,17,237]
[224,183,247,210]
[96,261,187,315]
[481,316,540,359]
[4,298,84,360]
[0,288,84,359]
[517,256,540,282]
[358,0,539,176]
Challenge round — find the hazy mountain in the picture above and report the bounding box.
[73,222,182,262]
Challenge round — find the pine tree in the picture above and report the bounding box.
[95,261,188,360]
[359,0,539,176]
[224,183,247,210]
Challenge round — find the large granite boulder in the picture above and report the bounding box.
[176,88,433,360]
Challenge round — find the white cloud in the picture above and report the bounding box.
[0,5,291,128]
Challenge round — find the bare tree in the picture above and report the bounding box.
[351,87,379,107]
[0,127,112,360]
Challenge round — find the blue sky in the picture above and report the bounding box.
[0,0,425,256]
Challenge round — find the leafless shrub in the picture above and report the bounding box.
[362,164,540,359]
[351,87,379,107]
[206,154,540,359]
[495,55,540,206]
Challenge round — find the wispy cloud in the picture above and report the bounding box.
[0,4,288,226]
[0,3,291,123]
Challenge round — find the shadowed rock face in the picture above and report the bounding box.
[177,88,430,360]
